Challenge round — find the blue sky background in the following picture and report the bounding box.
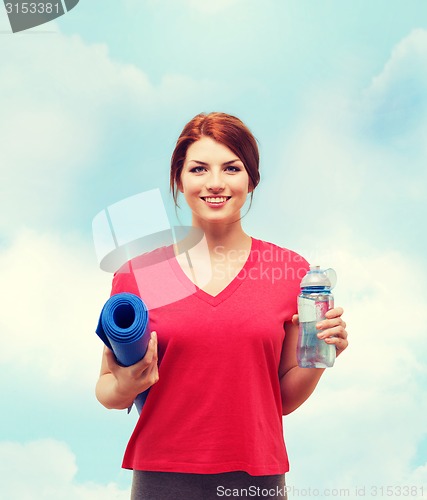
[1,1,426,498]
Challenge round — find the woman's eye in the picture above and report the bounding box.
[225,166,241,173]
[189,166,206,173]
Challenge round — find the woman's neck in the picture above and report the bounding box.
[192,218,251,254]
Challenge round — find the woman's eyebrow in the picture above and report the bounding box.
[187,159,242,166]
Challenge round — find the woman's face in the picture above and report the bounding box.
[179,136,252,226]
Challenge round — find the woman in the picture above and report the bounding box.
[96,112,348,500]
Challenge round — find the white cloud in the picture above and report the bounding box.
[368,28,427,96]
[0,230,135,491]
[0,228,111,391]
[284,240,427,496]
[181,0,242,14]
[0,28,226,234]
[254,29,427,497]
[363,28,427,151]
[0,439,130,500]
[129,0,242,14]
[250,28,427,253]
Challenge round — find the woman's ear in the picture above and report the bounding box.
[177,179,184,193]
[247,181,254,194]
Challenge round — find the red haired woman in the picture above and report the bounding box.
[96,112,348,499]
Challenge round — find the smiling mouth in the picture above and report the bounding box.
[200,196,231,203]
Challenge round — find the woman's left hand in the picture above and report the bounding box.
[315,307,348,356]
[292,306,348,357]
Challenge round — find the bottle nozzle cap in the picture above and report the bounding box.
[301,266,337,288]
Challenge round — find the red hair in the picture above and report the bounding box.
[170,112,260,205]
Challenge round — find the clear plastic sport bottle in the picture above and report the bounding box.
[297,265,336,368]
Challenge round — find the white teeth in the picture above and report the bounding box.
[204,197,228,203]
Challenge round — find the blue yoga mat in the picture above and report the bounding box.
[96,292,151,413]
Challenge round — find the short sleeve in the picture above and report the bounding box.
[110,261,140,297]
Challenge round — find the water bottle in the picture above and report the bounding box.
[297,266,336,368]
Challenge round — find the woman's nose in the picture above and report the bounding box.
[206,171,225,192]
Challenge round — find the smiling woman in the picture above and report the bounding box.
[178,136,253,224]
[95,112,348,500]
[170,112,260,207]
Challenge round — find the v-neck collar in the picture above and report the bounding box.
[165,237,260,307]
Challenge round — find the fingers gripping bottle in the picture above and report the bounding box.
[297,266,336,368]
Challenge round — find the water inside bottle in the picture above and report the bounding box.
[298,321,335,368]
[297,296,335,368]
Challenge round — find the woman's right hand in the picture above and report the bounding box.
[96,331,159,409]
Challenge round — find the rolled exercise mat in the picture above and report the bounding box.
[96,292,151,413]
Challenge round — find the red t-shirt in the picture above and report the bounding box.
[110,237,309,476]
